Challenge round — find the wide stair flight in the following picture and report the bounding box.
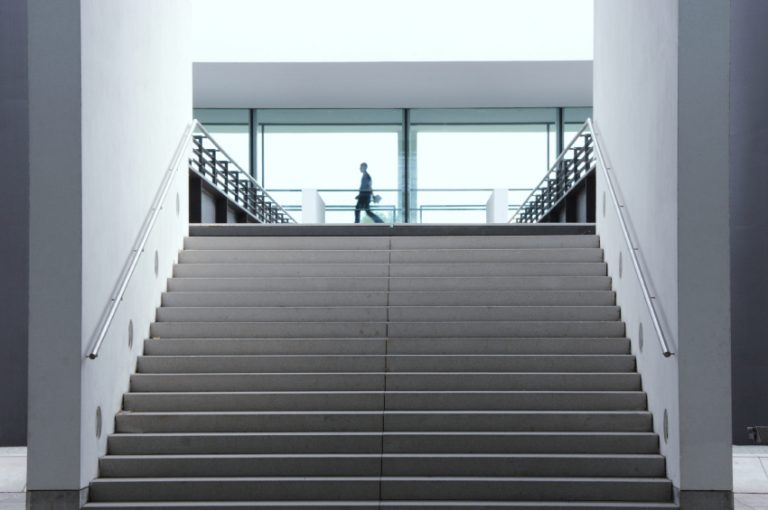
[85,224,678,509]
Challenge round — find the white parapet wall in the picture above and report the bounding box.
[302,189,326,224]
[485,188,509,224]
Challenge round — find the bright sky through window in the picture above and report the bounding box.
[191,0,593,63]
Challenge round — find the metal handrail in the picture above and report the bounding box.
[86,121,195,360]
[587,118,674,358]
[193,122,295,222]
[510,122,592,222]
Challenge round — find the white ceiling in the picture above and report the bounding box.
[193,61,593,108]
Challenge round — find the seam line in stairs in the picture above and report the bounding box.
[378,236,393,504]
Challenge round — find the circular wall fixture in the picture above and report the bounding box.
[176,192,180,216]
[618,251,623,279]
[638,322,644,353]
[663,409,669,443]
[128,320,134,350]
[602,191,606,218]
[154,250,159,277]
[96,406,102,439]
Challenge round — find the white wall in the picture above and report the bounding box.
[594,0,731,500]
[27,0,192,490]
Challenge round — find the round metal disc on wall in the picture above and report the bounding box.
[618,251,623,279]
[602,191,606,217]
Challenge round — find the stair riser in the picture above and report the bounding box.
[381,479,672,502]
[166,276,613,292]
[130,373,641,393]
[172,263,607,278]
[136,356,635,374]
[88,478,671,502]
[150,322,387,339]
[391,263,608,278]
[150,322,625,339]
[183,235,601,251]
[162,292,389,307]
[390,236,601,249]
[180,250,389,264]
[185,237,391,250]
[168,277,391,292]
[174,263,389,278]
[131,373,386,392]
[388,338,630,355]
[99,455,666,478]
[142,338,630,356]
[386,373,641,391]
[388,322,625,338]
[122,392,648,412]
[390,277,612,291]
[161,290,617,307]
[115,412,653,433]
[143,339,387,356]
[178,248,606,264]
[388,291,616,306]
[154,307,621,323]
[156,307,389,323]
[108,433,660,455]
[85,503,678,510]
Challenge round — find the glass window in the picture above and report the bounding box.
[261,125,401,223]
[410,124,551,223]
[193,109,251,172]
[202,124,250,171]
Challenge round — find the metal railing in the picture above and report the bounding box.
[87,120,294,360]
[267,187,533,223]
[191,123,294,224]
[86,121,195,360]
[587,118,673,357]
[512,122,595,223]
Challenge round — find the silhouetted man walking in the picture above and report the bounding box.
[354,162,384,223]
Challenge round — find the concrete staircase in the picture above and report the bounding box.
[85,225,677,509]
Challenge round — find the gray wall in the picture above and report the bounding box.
[0,0,29,446]
[730,0,768,445]
[594,0,732,500]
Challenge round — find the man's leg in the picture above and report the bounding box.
[354,199,363,223]
[365,207,384,223]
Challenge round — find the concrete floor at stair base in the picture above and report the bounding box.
[2,447,768,508]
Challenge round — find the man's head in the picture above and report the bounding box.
[360,162,368,173]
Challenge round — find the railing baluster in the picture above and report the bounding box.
[513,122,596,223]
[187,124,295,224]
